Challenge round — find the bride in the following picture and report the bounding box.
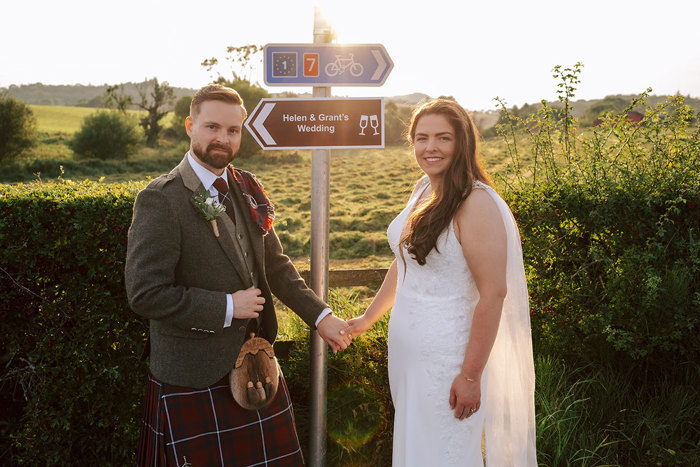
[346,99,537,466]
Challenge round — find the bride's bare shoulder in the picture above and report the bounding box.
[454,187,502,238]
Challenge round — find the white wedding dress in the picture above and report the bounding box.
[387,178,537,467]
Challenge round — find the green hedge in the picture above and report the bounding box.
[505,183,699,365]
[493,86,700,368]
[0,180,144,464]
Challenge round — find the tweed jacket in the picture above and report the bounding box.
[125,156,326,388]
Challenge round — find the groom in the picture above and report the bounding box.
[125,84,350,465]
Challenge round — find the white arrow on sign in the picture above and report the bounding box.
[252,103,277,145]
[371,50,388,82]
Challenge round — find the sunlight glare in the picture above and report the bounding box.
[313,0,375,43]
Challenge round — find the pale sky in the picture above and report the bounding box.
[2,0,699,111]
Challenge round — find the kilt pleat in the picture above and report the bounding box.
[136,372,304,466]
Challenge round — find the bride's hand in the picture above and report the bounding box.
[449,374,481,421]
[345,314,373,338]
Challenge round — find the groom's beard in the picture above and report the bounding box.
[192,142,236,169]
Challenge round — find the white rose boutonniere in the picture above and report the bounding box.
[191,189,227,237]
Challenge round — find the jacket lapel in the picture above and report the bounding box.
[178,157,249,285]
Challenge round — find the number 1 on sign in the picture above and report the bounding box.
[303,53,319,77]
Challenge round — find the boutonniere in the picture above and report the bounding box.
[191,189,226,237]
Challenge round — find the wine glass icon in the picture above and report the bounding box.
[359,115,368,135]
[370,115,380,135]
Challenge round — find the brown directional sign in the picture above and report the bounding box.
[244,97,384,150]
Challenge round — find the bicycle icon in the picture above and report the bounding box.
[325,54,364,77]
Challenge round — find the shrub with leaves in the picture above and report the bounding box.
[0,92,37,163]
[494,64,700,367]
[70,110,142,160]
[170,95,193,141]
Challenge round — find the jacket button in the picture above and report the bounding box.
[238,326,246,333]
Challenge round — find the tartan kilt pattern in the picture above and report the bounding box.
[136,372,304,466]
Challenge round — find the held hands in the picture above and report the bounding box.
[316,314,352,354]
[449,374,481,420]
[232,286,265,319]
[346,314,373,339]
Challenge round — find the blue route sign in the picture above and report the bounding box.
[264,43,393,87]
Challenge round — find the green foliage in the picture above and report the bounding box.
[170,95,193,140]
[0,180,147,465]
[282,291,394,465]
[104,84,133,113]
[535,356,700,465]
[494,65,700,367]
[136,78,175,147]
[579,95,630,126]
[70,111,142,160]
[0,93,37,162]
[384,100,412,145]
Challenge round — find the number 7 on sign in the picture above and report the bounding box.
[303,53,319,77]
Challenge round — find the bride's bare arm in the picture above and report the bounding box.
[346,176,428,337]
[346,259,398,336]
[449,188,507,420]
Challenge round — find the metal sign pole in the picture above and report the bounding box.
[309,6,331,467]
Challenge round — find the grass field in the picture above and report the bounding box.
[29,104,167,133]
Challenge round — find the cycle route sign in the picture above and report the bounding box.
[263,43,393,86]
[244,97,384,150]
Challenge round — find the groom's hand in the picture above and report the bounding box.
[316,314,351,354]
[232,286,264,319]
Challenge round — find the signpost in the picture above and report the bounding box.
[250,8,393,465]
[264,43,393,86]
[244,97,384,150]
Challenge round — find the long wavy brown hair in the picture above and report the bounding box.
[400,99,491,265]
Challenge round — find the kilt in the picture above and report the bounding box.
[136,372,304,466]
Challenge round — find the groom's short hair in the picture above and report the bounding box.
[190,84,247,120]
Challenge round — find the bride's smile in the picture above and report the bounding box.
[413,113,456,180]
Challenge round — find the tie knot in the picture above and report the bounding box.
[213,177,228,194]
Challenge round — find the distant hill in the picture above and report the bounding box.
[566,94,700,117]
[0,81,196,108]
[1,83,433,109]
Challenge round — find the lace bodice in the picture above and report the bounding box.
[387,179,489,312]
